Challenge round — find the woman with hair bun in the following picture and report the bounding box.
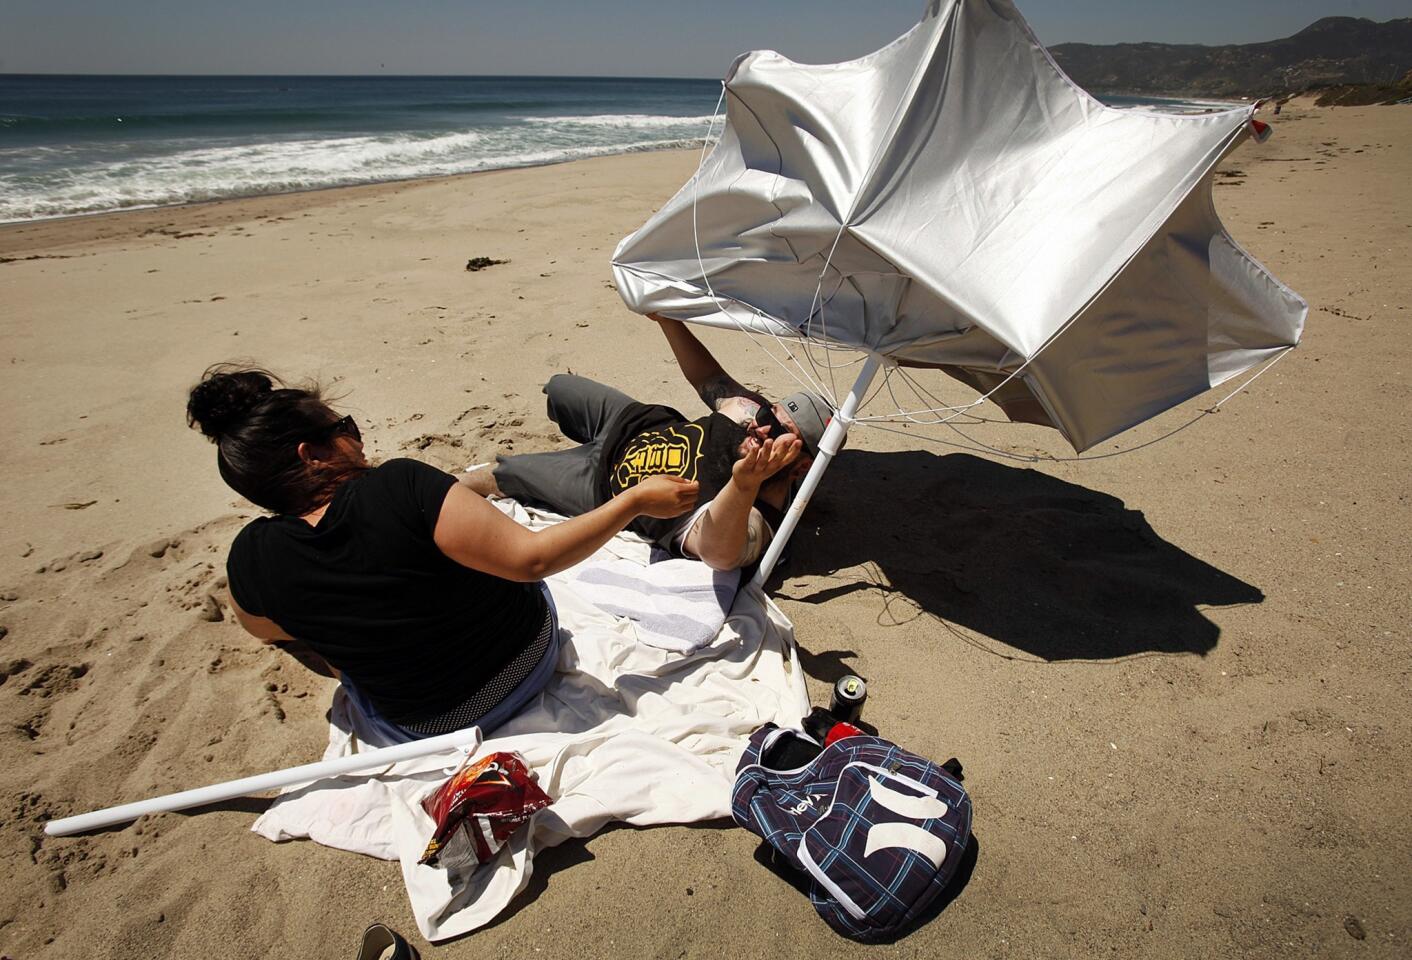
[186,364,698,743]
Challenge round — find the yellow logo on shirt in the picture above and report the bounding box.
[611,422,705,492]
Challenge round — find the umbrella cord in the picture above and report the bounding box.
[687,18,946,411]
[858,345,1294,463]
[681,53,1287,457]
[795,12,955,404]
[686,32,1113,425]
[688,83,839,406]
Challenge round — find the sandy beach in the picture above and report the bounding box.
[1,97,1409,958]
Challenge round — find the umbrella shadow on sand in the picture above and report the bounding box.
[773,451,1262,664]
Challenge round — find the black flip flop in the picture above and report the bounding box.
[355,923,420,960]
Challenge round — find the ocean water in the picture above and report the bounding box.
[0,75,1230,224]
[0,75,721,223]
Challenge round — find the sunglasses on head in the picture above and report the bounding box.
[323,414,361,443]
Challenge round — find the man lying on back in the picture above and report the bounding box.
[464,314,831,570]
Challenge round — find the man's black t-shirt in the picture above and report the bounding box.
[226,458,544,724]
[598,402,746,543]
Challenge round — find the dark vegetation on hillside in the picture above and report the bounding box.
[1313,68,1412,106]
[1048,17,1412,104]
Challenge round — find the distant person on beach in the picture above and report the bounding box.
[464,314,831,571]
[186,365,697,742]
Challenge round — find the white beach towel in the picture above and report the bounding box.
[250,500,808,941]
[571,554,740,653]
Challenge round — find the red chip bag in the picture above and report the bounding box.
[418,751,552,870]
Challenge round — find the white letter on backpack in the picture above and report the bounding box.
[864,776,951,868]
[868,775,949,820]
[863,822,950,869]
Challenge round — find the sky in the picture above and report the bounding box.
[2,0,1408,77]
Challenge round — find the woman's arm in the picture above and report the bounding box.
[229,593,293,643]
[229,592,339,677]
[272,639,341,678]
[433,474,698,581]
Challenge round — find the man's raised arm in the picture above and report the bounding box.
[682,434,801,570]
[649,313,768,411]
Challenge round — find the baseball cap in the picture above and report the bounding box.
[778,391,832,456]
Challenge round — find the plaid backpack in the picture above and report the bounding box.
[731,725,972,942]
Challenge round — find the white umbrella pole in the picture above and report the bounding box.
[753,353,883,586]
[44,725,482,837]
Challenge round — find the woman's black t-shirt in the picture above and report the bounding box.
[226,458,545,724]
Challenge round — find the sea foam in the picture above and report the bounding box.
[0,124,712,222]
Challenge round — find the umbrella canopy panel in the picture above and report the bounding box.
[612,0,1306,452]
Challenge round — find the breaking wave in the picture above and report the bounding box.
[0,124,710,223]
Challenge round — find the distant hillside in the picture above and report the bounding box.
[1049,17,1412,99]
[1313,68,1412,106]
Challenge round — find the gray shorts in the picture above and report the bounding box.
[493,374,637,517]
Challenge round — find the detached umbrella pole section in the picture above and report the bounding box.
[44,725,483,837]
[752,353,883,587]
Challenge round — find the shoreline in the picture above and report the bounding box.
[0,142,708,237]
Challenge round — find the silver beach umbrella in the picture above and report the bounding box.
[611,0,1306,582]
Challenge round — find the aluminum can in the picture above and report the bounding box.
[829,675,867,724]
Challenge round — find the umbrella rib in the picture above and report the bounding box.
[858,345,1294,462]
[683,87,842,404]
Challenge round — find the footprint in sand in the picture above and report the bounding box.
[35,549,103,573]
[450,405,491,428]
[0,658,33,688]
[19,663,90,700]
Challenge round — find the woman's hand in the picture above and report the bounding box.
[629,474,700,518]
[731,435,802,492]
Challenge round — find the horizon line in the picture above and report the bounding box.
[0,72,722,81]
